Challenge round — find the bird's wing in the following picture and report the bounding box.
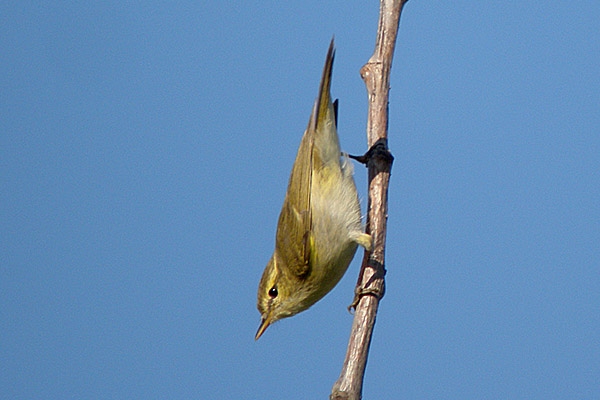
[275,40,335,279]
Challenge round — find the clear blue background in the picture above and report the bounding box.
[2,2,599,399]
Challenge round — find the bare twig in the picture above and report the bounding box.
[330,1,408,399]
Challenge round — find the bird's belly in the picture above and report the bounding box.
[309,171,362,292]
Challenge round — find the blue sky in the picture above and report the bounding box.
[1,2,599,399]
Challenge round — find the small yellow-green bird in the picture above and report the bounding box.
[255,40,372,340]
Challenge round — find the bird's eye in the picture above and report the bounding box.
[268,287,278,298]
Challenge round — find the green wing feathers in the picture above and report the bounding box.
[275,39,337,279]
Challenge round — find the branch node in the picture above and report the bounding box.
[347,269,386,312]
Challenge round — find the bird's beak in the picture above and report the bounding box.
[255,315,272,340]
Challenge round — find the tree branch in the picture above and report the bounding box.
[331,1,408,399]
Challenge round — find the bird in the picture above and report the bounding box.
[255,39,372,340]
